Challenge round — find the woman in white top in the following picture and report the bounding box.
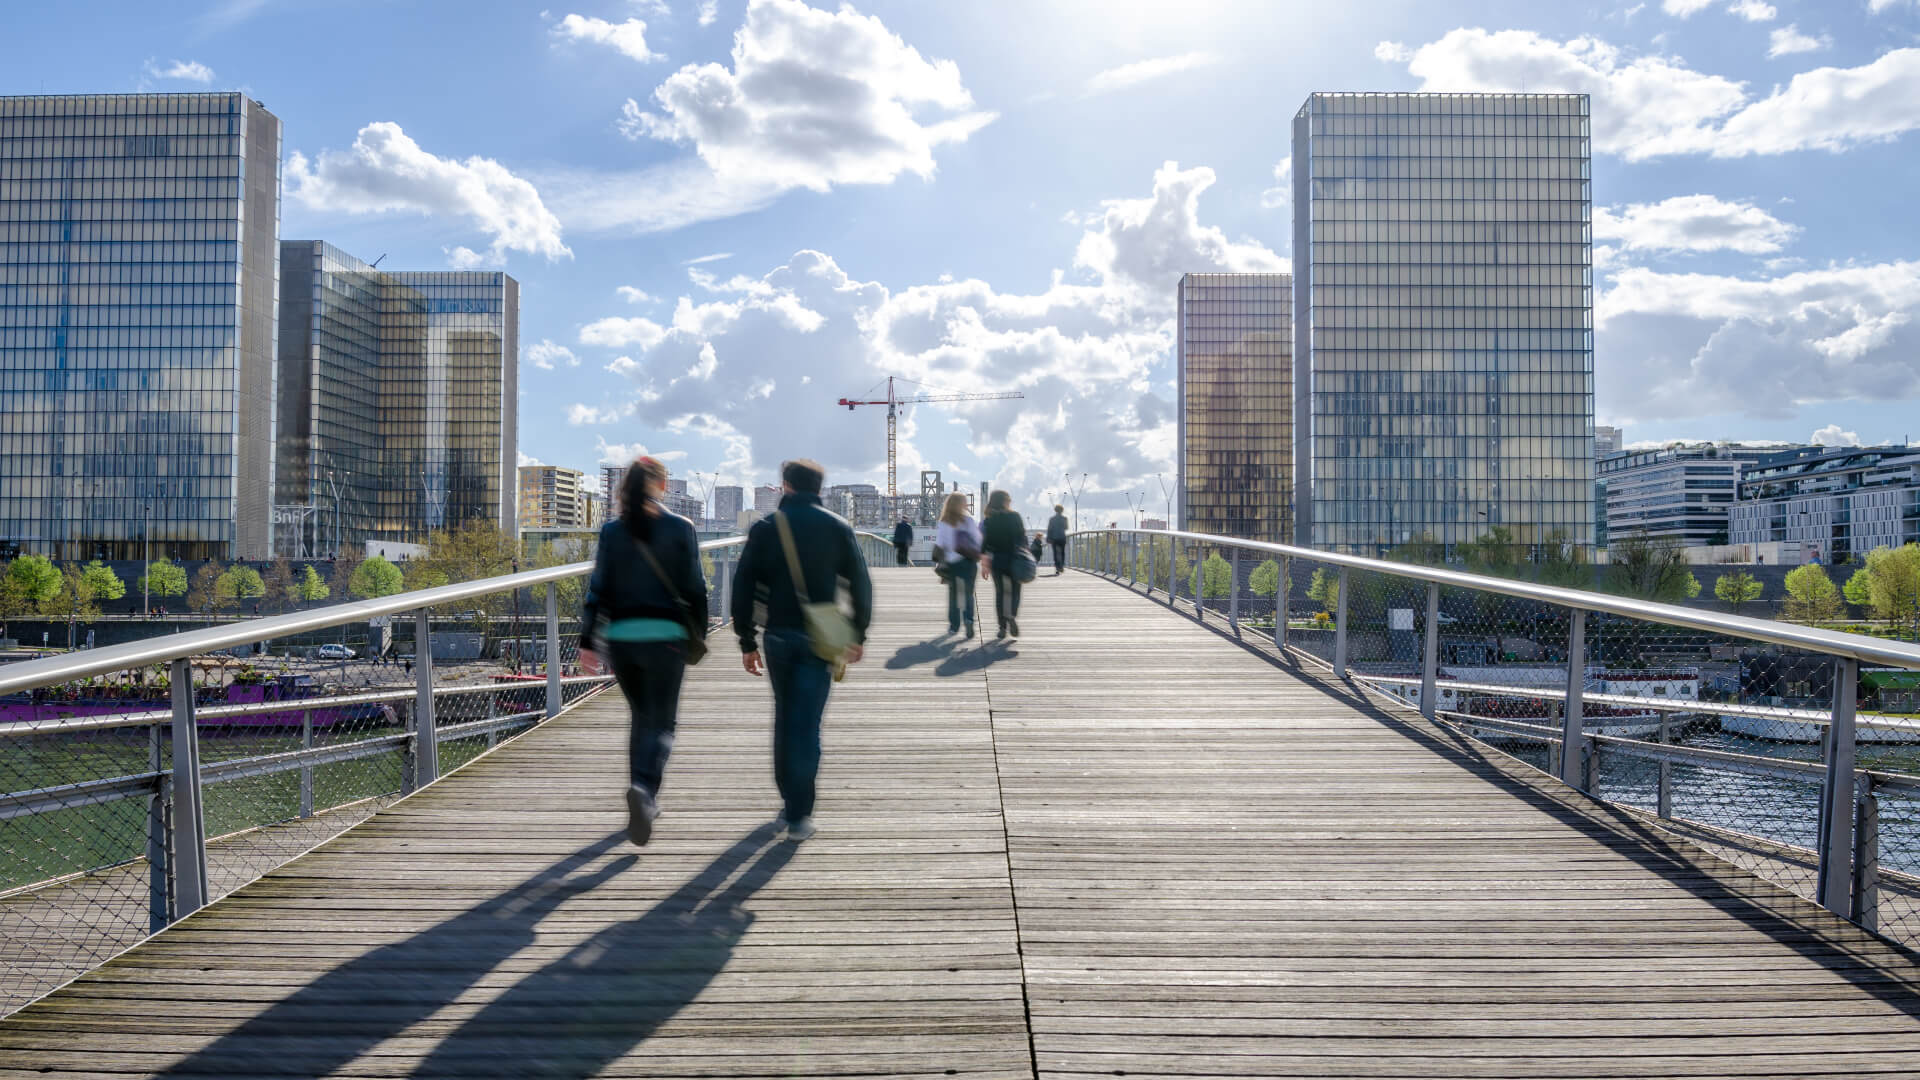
[935,492,983,638]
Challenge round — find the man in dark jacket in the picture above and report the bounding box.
[891,517,913,565]
[731,460,873,842]
[1046,504,1070,575]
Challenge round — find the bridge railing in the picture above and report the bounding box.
[1069,528,1920,948]
[0,529,896,1015]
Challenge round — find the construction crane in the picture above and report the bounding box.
[837,377,1024,500]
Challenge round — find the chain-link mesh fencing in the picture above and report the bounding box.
[1069,530,1920,952]
[0,560,629,1017]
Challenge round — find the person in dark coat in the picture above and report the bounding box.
[891,517,914,565]
[731,459,873,842]
[578,456,708,846]
[1046,504,1070,575]
[980,489,1027,640]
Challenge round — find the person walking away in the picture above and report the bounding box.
[892,516,914,566]
[981,490,1028,640]
[936,493,982,637]
[1046,504,1070,575]
[1029,533,1044,563]
[577,456,707,847]
[732,459,873,841]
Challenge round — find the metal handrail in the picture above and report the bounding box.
[1071,528,1920,672]
[0,536,755,697]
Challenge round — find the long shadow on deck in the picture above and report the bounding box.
[159,833,635,1077]
[1080,570,1920,1016]
[159,826,794,1077]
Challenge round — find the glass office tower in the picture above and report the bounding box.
[1292,92,1594,557]
[0,92,280,561]
[1176,272,1293,543]
[277,243,517,556]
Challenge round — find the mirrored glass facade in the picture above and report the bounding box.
[1177,272,1292,543]
[0,93,280,561]
[1293,92,1594,557]
[276,243,517,556]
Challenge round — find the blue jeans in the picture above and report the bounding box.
[764,629,831,822]
[947,563,976,631]
[608,641,687,795]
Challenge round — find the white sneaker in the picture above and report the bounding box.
[784,816,816,842]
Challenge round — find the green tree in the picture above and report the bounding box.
[1192,552,1233,599]
[349,554,405,599]
[2,555,62,640]
[295,565,331,603]
[1306,567,1340,613]
[80,560,125,603]
[1608,533,1701,602]
[215,565,266,610]
[1782,563,1843,624]
[1462,525,1522,580]
[1856,543,1920,641]
[259,559,295,614]
[43,564,101,649]
[1714,570,1764,613]
[1538,531,1591,589]
[527,542,586,613]
[1844,567,1875,608]
[1248,559,1281,599]
[188,563,224,623]
[1385,532,1444,568]
[134,556,188,605]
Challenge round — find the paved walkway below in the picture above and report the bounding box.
[3,568,1920,1078]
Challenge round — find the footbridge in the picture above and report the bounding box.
[4,530,1920,1077]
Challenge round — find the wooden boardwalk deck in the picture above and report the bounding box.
[4,568,1920,1078]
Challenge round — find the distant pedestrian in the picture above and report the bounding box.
[1047,504,1070,575]
[892,516,914,566]
[1029,533,1043,563]
[578,456,708,847]
[731,459,873,842]
[936,493,982,638]
[982,490,1028,640]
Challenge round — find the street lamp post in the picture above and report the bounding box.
[1064,472,1087,532]
[141,502,151,616]
[1156,473,1173,528]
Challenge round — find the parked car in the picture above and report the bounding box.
[316,644,357,660]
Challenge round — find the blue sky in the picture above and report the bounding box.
[10,0,1920,519]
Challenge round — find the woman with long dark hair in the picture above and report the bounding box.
[980,489,1027,639]
[578,456,707,846]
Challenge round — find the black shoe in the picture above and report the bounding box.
[948,624,960,635]
[625,785,658,846]
[1008,617,1020,638]
[996,625,1008,640]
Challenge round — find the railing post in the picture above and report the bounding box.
[545,587,562,718]
[1420,582,1439,719]
[719,553,734,628]
[1817,656,1859,920]
[1657,711,1673,819]
[1333,567,1349,678]
[1559,608,1586,790]
[146,721,167,934]
[1855,773,1879,933]
[298,708,313,819]
[166,658,208,921]
[1228,547,1240,632]
[411,609,439,791]
[1275,557,1289,650]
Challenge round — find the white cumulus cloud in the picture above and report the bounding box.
[1084,52,1219,95]
[697,0,719,25]
[1259,156,1292,212]
[287,122,570,263]
[1385,29,1920,160]
[1374,41,1413,63]
[1768,26,1831,58]
[1811,424,1863,447]
[1662,0,1715,14]
[145,59,215,83]
[552,14,661,63]
[1593,194,1799,254]
[620,0,994,193]
[616,286,654,304]
[1727,0,1776,21]
[527,340,580,370]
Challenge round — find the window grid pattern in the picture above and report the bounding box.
[0,93,279,561]
[1178,272,1293,544]
[275,246,516,556]
[1293,92,1595,556]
